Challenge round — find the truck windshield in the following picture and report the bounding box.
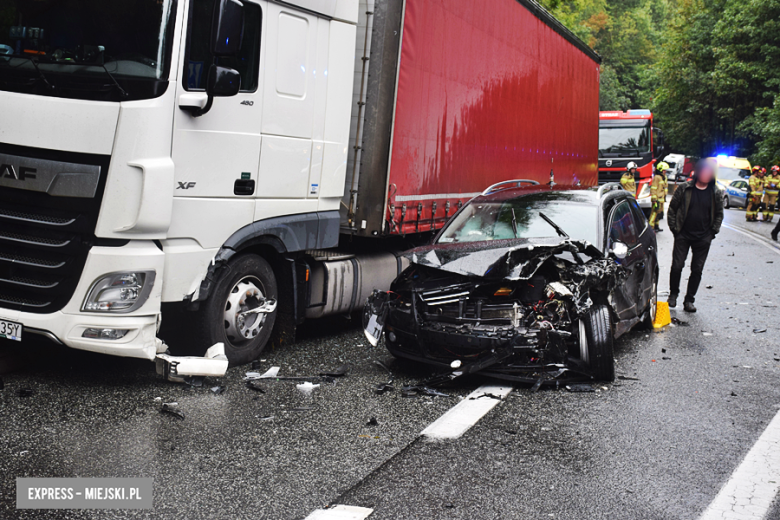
[0,0,176,102]
[437,201,598,245]
[599,124,651,155]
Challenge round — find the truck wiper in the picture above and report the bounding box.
[510,208,519,238]
[539,212,569,239]
[8,54,56,91]
[100,64,128,98]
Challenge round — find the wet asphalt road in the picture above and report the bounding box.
[1,205,780,520]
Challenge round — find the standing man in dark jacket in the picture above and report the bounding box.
[666,159,724,312]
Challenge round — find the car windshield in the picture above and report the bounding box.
[437,199,599,245]
[718,166,750,181]
[0,0,176,101]
[599,125,651,155]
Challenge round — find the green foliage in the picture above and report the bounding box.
[545,0,780,162]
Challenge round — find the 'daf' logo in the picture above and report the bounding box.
[0,164,37,180]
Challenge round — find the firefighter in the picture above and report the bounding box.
[649,162,668,231]
[621,162,638,195]
[746,165,765,222]
[762,165,780,222]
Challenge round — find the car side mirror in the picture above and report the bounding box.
[211,0,245,57]
[740,187,748,192]
[610,241,629,260]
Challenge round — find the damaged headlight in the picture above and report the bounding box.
[637,182,651,199]
[82,271,156,313]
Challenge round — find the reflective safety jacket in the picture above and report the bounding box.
[621,172,636,195]
[764,174,780,195]
[650,173,665,200]
[749,174,765,196]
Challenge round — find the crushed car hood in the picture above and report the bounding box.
[406,238,605,281]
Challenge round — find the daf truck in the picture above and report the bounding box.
[0,0,600,365]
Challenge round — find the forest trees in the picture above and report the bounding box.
[543,0,780,163]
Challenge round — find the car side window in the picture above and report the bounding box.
[628,198,647,234]
[608,201,639,248]
[185,0,262,92]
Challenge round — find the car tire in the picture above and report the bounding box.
[188,254,278,366]
[579,304,615,381]
[642,273,658,329]
[723,194,730,209]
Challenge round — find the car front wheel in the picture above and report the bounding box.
[579,304,615,381]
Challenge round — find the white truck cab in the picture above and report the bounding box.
[0,0,366,364]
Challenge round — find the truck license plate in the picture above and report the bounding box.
[0,319,22,341]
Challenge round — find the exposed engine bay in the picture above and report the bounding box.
[363,239,628,386]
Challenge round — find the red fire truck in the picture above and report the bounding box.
[598,110,665,211]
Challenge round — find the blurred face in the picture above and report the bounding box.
[629,168,637,175]
[698,166,715,184]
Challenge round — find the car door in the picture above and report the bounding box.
[606,200,646,324]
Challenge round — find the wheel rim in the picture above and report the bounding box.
[723,195,729,209]
[579,319,589,364]
[223,276,275,344]
[649,278,658,322]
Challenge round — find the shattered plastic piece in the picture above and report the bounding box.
[662,357,671,360]
[706,285,712,289]
[730,391,737,397]
[373,361,395,394]
[210,385,225,395]
[246,381,266,393]
[185,376,204,387]
[618,375,640,381]
[702,332,713,337]
[245,366,280,380]
[471,392,504,400]
[154,396,162,402]
[160,403,185,420]
[661,348,667,353]
[671,317,689,326]
[156,342,229,381]
[320,364,349,377]
[566,384,595,392]
[296,382,320,395]
[17,388,33,397]
[401,385,451,398]
[367,417,379,426]
[753,328,767,334]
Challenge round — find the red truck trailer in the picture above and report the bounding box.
[344,0,601,238]
[598,110,665,211]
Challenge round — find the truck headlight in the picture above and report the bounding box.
[82,271,156,313]
[637,182,651,199]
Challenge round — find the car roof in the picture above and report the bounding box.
[470,185,605,206]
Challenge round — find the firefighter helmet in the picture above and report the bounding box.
[656,162,670,171]
[626,162,638,171]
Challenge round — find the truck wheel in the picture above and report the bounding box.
[641,274,658,329]
[196,254,278,366]
[579,304,615,381]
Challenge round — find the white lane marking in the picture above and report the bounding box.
[699,409,780,520]
[721,223,780,255]
[305,505,373,520]
[421,385,514,440]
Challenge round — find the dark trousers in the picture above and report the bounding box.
[670,234,712,303]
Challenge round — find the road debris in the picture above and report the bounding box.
[671,317,689,326]
[156,342,229,382]
[401,385,451,398]
[320,364,350,377]
[566,384,595,392]
[753,328,767,334]
[296,382,320,395]
[245,367,280,380]
[160,403,185,420]
[618,375,640,381]
[210,385,226,395]
[246,381,266,393]
[366,417,379,426]
[373,361,395,394]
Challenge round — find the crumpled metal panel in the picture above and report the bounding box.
[387,0,600,235]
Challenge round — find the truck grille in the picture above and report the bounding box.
[0,144,109,314]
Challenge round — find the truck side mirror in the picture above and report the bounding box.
[208,64,241,97]
[211,0,245,57]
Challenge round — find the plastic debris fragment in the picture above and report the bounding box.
[296,382,320,395]
[160,403,185,420]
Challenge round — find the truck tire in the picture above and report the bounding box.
[193,254,278,366]
[579,304,615,381]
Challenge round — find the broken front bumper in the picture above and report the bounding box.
[0,242,166,360]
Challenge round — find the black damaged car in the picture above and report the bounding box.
[364,181,658,384]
